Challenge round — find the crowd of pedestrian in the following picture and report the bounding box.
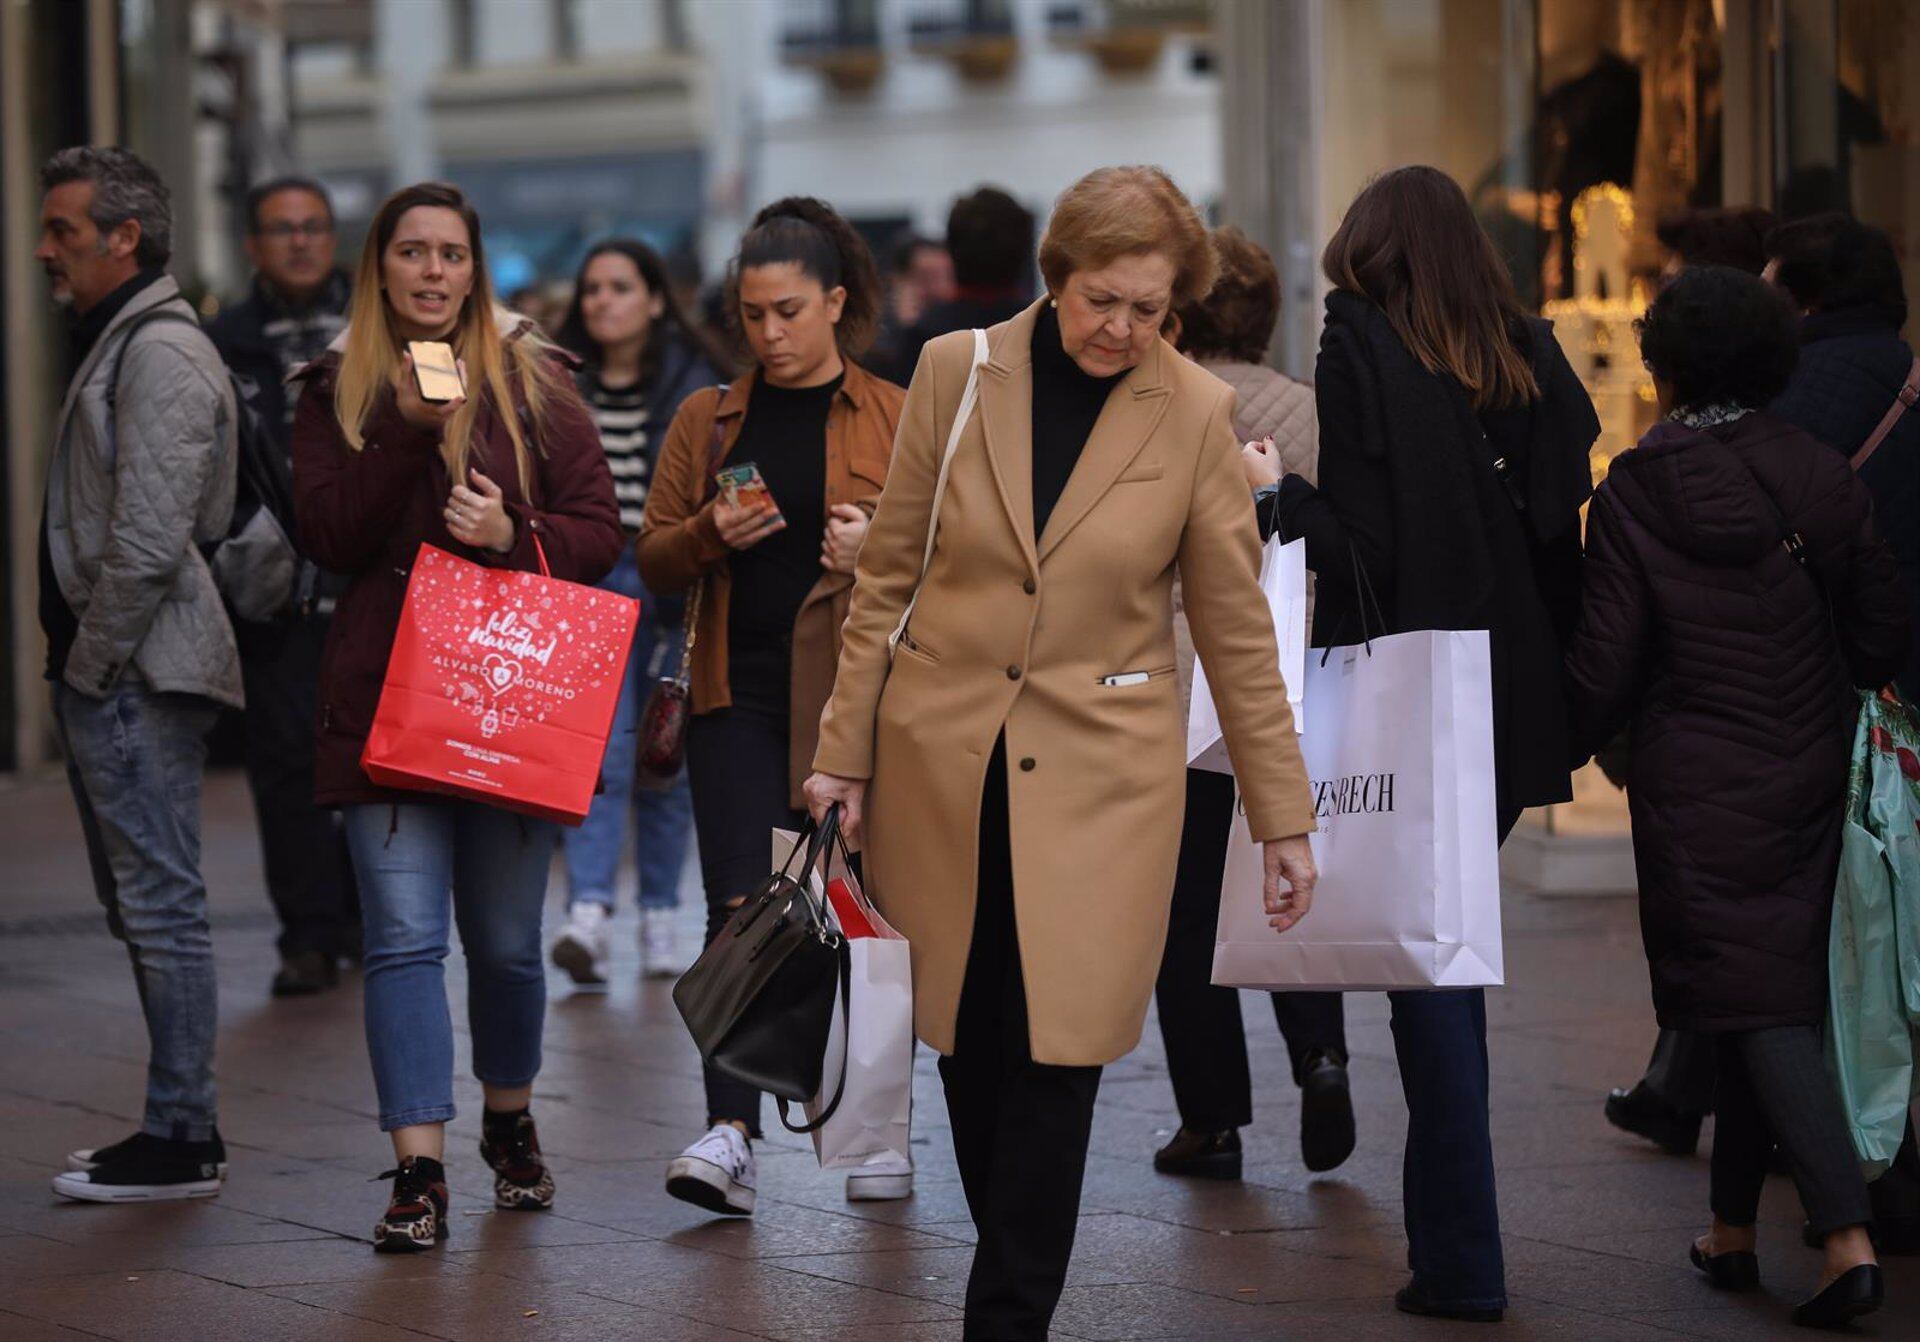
[28,141,1916,1335]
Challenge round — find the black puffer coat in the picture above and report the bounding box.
[1770,308,1920,700]
[1567,411,1910,1032]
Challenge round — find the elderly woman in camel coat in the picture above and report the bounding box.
[805,167,1317,1341]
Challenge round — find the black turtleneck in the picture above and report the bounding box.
[67,267,163,377]
[1030,302,1126,537]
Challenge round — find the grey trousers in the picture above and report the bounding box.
[1711,1026,1872,1238]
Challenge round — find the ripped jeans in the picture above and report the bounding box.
[342,802,558,1131]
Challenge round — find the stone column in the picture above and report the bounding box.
[1217,0,1319,379]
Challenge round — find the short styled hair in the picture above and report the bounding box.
[1038,166,1217,309]
[1175,226,1280,364]
[1654,206,1776,274]
[946,187,1034,291]
[1766,213,1907,327]
[39,145,172,268]
[1636,265,1799,410]
[245,176,334,234]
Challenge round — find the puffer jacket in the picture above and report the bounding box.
[1566,410,1909,1032]
[46,274,241,706]
[1173,360,1318,722]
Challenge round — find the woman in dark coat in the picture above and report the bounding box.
[1271,166,1599,1322]
[1767,213,1920,702]
[1567,265,1908,1328]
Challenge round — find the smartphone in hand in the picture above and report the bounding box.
[408,340,466,403]
[716,462,782,522]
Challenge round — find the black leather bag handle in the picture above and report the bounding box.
[775,803,856,1134]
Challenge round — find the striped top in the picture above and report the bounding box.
[582,370,654,532]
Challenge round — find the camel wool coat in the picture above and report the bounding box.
[814,301,1317,1067]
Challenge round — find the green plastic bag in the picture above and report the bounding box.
[1825,689,1920,1177]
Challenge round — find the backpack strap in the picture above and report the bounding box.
[105,308,199,416]
[1851,354,1920,473]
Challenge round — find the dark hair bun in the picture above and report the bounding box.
[734,196,881,357]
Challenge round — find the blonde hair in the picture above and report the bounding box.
[333,182,559,495]
[1038,166,1219,308]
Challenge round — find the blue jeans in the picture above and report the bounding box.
[562,550,692,912]
[343,802,558,1131]
[1389,988,1505,1310]
[54,683,221,1142]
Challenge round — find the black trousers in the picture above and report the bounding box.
[686,697,804,1137]
[1642,1027,1718,1117]
[940,741,1102,1342]
[238,617,358,959]
[1710,1026,1872,1237]
[1155,768,1346,1130]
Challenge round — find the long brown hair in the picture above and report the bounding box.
[1322,166,1538,410]
[334,182,560,494]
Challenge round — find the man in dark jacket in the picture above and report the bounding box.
[877,186,1034,384]
[1766,213,1920,1249]
[204,177,357,997]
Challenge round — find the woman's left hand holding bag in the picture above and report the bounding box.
[804,771,868,850]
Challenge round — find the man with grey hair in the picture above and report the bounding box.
[34,145,242,1203]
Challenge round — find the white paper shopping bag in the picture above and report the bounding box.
[772,828,914,1170]
[1189,535,1308,773]
[1212,629,1502,991]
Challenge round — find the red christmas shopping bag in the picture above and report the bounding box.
[361,542,639,824]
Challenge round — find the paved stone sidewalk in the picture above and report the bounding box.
[0,771,1913,1340]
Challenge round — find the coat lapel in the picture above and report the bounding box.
[1036,335,1172,561]
[976,306,1039,576]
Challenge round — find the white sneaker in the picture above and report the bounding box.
[665,1124,756,1215]
[640,908,684,980]
[845,1151,914,1201]
[551,902,611,988]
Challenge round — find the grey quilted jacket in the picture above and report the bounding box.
[44,275,242,707]
[1174,360,1318,721]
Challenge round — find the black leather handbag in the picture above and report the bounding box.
[672,806,851,1132]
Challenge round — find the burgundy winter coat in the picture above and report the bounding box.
[291,339,624,807]
[1566,411,1910,1032]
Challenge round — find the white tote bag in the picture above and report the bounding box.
[1188,534,1309,772]
[1212,628,1502,991]
[772,829,914,1170]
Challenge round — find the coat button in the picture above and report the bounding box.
[1019,757,1036,772]
[1023,578,1036,594]
[1006,665,1022,681]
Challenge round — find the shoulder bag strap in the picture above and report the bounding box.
[1850,354,1920,473]
[890,329,989,655]
[670,387,732,690]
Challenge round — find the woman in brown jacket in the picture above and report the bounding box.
[638,198,906,1215]
[291,182,623,1251]
[805,168,1318,1340]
